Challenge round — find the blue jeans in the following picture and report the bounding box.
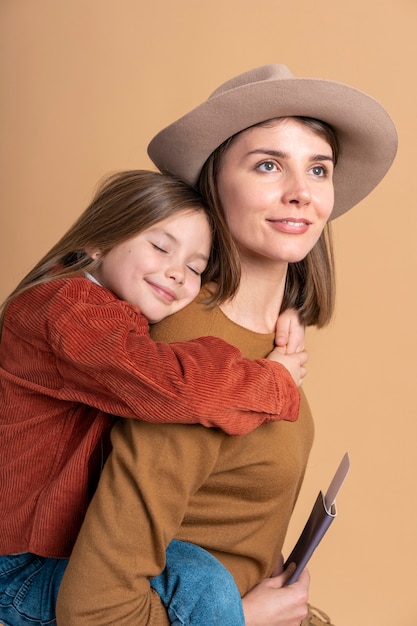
[0,540,244,625]
[151,540,245,625]
[0,553,67,626]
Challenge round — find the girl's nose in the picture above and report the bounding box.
[166,264,185,284]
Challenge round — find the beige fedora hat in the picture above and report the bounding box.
[148,64,398,220]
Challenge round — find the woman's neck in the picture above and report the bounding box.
[220,260,288,334]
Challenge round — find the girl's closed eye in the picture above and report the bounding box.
[187,265,201,276]
[187,260,207,276]
[151,242,169,253]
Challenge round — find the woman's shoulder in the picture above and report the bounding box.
[150,291,220,343]
[150,287,275,359]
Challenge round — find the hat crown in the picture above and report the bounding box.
[209,64,294,99]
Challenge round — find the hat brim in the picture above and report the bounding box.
[148,75,398,219]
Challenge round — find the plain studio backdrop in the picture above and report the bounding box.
[1,2,416,625]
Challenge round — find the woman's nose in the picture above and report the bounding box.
[281,172,311,206]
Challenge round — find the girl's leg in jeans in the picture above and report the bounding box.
[0,543,244,626]
[150,539,245,626]
[0,553,68,626]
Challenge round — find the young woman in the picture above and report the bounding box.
[0,169,307,626]
[56,65,398,626]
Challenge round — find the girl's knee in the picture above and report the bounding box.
[159,541,244,625]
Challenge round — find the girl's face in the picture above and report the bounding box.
[217,118,335,268]
[91,209,211,323]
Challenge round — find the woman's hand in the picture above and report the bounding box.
[242,567,310,626]
[275,309,305,355]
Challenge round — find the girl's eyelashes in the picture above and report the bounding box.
[187,260,208,276]
[187,265,201,276]
[151,241,206,277]
[151,242,168,253]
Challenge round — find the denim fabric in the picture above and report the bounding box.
[0,553,68,626]
[0,541,244,625]
[151,539,245,625]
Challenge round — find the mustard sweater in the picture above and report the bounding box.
[56,298,314,625]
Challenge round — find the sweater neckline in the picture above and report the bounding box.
[214,304,275,340]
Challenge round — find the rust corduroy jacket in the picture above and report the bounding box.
[0,277,299,557]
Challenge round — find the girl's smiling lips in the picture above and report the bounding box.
[267,217,312,235]
[145,280,177,303]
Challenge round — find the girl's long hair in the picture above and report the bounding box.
[198,116,338,328]
[0,170,241,333]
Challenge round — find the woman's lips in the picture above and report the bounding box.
[267,218,311,234]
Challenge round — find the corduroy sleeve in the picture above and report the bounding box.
[9,279,300,436]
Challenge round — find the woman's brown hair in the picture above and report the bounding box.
[0,170,241,333]
[198,116,338,328]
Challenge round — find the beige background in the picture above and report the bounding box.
[1,1,416,624]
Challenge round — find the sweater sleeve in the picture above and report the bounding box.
[17,280,300,436]
[56,419,222,625]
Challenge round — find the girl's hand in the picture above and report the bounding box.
[267,346,308,387]
[275,309,305,355]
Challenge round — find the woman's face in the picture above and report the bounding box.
[217,118,335,267]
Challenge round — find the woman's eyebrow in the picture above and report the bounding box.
[247,149,334,163]
[311,154,334,163]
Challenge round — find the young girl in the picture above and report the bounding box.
[0,169,306,626]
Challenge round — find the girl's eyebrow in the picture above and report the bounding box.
[152,228,209,262]
[192,250,210,263]
[246,149,334,163]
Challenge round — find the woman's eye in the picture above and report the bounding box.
[311,165,326,177]
[257,161,277,172]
